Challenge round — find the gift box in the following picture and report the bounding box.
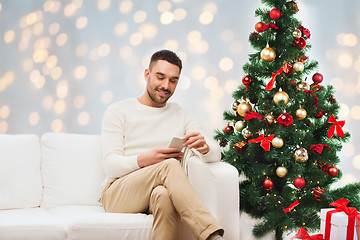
[320,206,360,240]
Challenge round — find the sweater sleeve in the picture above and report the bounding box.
[184,110,221,163]
[101,103,140,178]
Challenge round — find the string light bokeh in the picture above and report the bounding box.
[0,0,359,191]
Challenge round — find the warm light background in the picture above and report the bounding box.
[0,0,359,190]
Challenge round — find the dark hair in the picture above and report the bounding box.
[149,49,182,72]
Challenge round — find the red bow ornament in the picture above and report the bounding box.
[327,115,345,139]
[265,62,290,90]
[258,23,279,32]
[310,144,331,154]
[244,112,263,120]
[324,199,360,240]
[248,134,274,151]
[292,227,324,240]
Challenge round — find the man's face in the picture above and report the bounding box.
[144,60,180,107]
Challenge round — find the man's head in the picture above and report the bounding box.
[149,49,182,73]
[142,50,182,108]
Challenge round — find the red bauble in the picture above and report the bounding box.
[242,75,253,86]
[277,113,293,126]
[263,178,274,190]
[312,73,323,84]
[223,125,234,135]
[293,177,306,189]
[293,37,306,50]
[255,22,265,32]
[328,166,339,177]
[269,9,281,20]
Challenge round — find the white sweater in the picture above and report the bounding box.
[101,98,221,186]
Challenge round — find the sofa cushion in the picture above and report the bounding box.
[48,205,152,240]
[0,207,66,240]
[0,134,42,209]
[41,133,105,209]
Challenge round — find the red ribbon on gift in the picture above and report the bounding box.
[283,200,299,213]
[324,199,360,240]
[292,227,324,240]
[310,144,331,154]
[304,89,319,107]
[327,115,345,139]
[258,23,279,32]
[244,112,263,120]
[248,134,274,151]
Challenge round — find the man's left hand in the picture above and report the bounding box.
[183,132,209,155]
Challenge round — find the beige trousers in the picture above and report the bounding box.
[101,158,224,240]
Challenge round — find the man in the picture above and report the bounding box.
[101,49,225,240]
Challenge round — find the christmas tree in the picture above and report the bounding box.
[214,1,360,239]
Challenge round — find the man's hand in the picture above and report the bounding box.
[137,147,183,168]
[183,132,209,155]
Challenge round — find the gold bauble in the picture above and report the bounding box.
[237,102,252,117]
[272,137,284,148]
[293,62,304,72]
[292,29,302,38]
[273,91,289,106]
[234,121,245,131]
[296,108,307,120]
[294,147,308,162]
[260,47,276,62]
[296,80,310,91]
[276,166,288,178]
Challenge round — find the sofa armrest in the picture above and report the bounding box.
[187,156,239,240]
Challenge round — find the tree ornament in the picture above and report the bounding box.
[328,95,336,104]
[295,108,307,120]
[234,141,247,154]
[312,73,323,84]
[223,125,234,135]
[293,62,304,72]
[294,147,308,162]
[314,109,324,119]
[273,90,289,106]
[293,177,306,189]
[255,22,265,32]
[286,1,299,13]
[313,186,326,201]
[263,178,274,190]
[269,8,281,20]
[234,121,245,131]
[232,101,239,111]
[265,113,275,124]
[242,75,253,87]
[241,128,251,138]
[296,80,310,91]
[278,112,293,126]
[219,139,228,147]
[260,46,276,62]
[272,137,284,148]
[276,166,287,178]
[292,29,302,38]
[293,37,306,50]
[328,166,339,177]
[237,102,252,117]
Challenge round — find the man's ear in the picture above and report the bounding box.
[144,68,150,83]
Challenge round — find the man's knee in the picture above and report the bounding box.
[160,158,182,171]
[150,186,171,208]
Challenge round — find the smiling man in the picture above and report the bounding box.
[100,50,225,240]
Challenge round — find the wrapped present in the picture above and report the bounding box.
[320,199,360,240]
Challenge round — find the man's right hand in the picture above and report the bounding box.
[137,147,183,168]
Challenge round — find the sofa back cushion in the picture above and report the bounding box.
[41,133,105,209]
[0,134,42,209]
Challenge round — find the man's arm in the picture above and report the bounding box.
[137,147,183,168]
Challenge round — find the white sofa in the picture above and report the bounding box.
[0,133,240,240]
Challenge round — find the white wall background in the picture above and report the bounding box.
[0,0,359,193]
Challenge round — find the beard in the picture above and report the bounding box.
[146,86,171,105]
